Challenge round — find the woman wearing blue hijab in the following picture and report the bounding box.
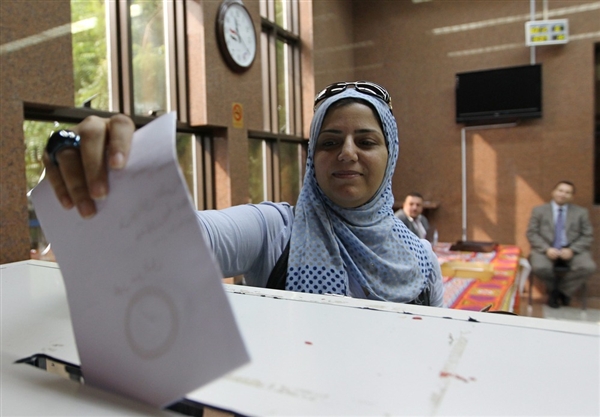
[286,83,441,305]
[43,81,443,306]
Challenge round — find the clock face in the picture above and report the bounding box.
[217,1,257,71]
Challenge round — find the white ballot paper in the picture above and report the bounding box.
[30,112,250,408]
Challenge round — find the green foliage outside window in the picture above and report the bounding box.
[279,141,300,205]
[175,133,195,199]
[24,120,74,253]
[248,139,265,203]
[23,121,75,192]
[71,0,109,110]
[130,0,167,116]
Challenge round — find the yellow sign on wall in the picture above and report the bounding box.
[525,19,568,46]
[232,102,244,129]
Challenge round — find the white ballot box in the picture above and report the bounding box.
[2,260,599,416]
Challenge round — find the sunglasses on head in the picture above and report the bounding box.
[313,81,393,113]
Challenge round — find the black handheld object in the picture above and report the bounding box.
[46,130,81,166]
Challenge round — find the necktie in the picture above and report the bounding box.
[553,207,565,248]
[414,218,427,239]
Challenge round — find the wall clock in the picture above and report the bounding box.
[216,0,257,73]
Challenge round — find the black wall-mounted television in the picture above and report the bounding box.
[455,64,542,125]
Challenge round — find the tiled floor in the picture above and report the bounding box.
[518,286,600,324]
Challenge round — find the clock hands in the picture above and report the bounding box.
[229,28,239,42]
[227,26,250,60]
[218,3,256,70]
[234,17,251,55]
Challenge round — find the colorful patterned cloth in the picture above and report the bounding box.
[437,244,521,312]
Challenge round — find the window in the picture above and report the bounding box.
[251,0,305,204]
[25,0,214,257]
[71,0,110,110]
[174,131,215,210]
[23,107,215,259]
[261,0,301,135]
[71,0,212,206]
[248,138,270,202]
[70,0,186,116]
[24,119,75,260]
[278,139,302,203]
[129,0,170,116]
[594,42,600,204]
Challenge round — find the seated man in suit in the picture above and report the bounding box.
[526,181,596,308]
[395,192,430,240]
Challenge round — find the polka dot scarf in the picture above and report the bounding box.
[285,88,431,303]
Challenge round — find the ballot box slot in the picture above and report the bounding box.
[14,353,240,417]
[15,353,83,383]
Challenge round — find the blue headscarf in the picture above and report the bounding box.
[285,87,431,303]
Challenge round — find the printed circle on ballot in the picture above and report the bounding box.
[126,286,179,359]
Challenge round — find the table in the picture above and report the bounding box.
[435,243,523,312]
[2,260,599,416]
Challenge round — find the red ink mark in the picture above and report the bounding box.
[439,371,471,383]
[305,341,313,345]
[412,317,422,320]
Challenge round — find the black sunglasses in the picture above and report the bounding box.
[313,81,393,113]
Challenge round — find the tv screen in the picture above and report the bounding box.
[455,64,542,124]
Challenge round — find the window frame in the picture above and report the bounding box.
[255,0,306,204]
[23,104,215,211]
[260,14,302,136]
[62,0,214,208]
[104,0,187,119]
[248,130,306,204]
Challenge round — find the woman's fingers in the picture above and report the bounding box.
[43,147,96,218]
[78,116,111,201]
[106,114,135,170]
[42,151,74,209]
[79,114,135,200]
[59,147,97,218]
[42,114,135,218]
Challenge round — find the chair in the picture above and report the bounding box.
[528,260,587,311]
[581,282,588,311]
[518,257,531,296]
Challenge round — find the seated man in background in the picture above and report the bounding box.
[395,192,430,240]
[526,181,596,308]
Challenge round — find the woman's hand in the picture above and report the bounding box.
[42,114,135,218]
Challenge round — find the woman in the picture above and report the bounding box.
[43,81,444,306]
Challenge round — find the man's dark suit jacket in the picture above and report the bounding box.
[396,210,430,240]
